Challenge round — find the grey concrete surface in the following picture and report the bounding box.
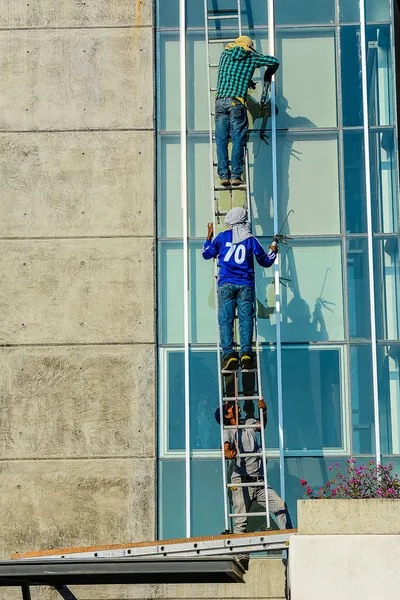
[0,28,153,131]
[0,0,153,28]
[290,534,400,600]
[0,131,154,237]
[298,499,400,534]
[1,458,156,559]
[0,238,155,344]
[0,345,155,459]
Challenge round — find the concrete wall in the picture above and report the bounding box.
[0,1,156,595]
[290,500,400,600]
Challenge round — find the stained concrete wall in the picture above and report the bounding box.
[0,1,156,596]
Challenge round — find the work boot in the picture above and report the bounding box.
[231,177,244,186]
[220,178,230,187]
[240,353,253,370]
[221,353,238,372]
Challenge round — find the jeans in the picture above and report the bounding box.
[215,98,248,179]
[231,476,293,534]
[218,283,254,358]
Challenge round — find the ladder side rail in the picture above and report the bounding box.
[237,0,242,36]
[245,147,271,529]
[203,0,230,533]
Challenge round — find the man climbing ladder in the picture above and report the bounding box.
[215,35,279,186]
[202,207,278,372]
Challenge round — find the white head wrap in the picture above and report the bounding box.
[225,207,253,244]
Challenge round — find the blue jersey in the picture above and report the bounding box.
[202,230,276,286]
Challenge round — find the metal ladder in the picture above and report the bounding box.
[203,0,271,532]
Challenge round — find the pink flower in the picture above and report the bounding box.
[306,486,312,495]
[300,479,307,486]
[328,465,333,471]
[331,489,337,496]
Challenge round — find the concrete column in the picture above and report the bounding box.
[0,0,156,586]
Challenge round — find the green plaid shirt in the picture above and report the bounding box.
[216,45,279,100]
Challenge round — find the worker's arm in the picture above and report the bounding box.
[252,237,277,268]
[224,442,237,459]
[252,52,279,73]
[202,223,220,260]
[253,398,267,430]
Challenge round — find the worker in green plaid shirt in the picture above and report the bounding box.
[215,36,279,187]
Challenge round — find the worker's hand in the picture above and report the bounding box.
[225,448,237,460]
[258,398,266,411]
[269,244,278,253]
[207,222,213,240]
[248,80,257,90]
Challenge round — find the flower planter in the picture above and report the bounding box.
[297,498,400,535]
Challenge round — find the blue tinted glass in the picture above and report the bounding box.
[374,238,400,341]
[285,457,351,527]
[341,26,363,126]
[378,345,400,454]
[275,0,334,25]
[347,238,371,339]
[366,25,392,126]
[158,459,185,539]
[157,0,268,28]
[370,130,398,233]
[350,345,375,454]
[340,1,359,22]
[191,460,226,536]
[344,131,366,233]
[282,347,343,451]
[366,0,390,22]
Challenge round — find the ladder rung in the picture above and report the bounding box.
[228,512,268,517]
[208,9,239,14]
[209,64,219,68]
[227,481,264,488]
[210,87,217,92]
[208,38,234,44]
[236,453,263,458]
[208,14,239,20]
[224,424,259,430]
[214,184,247,191]
[222,396,260,401]
[221,368,257,374]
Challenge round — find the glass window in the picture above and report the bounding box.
[158,242,184,344]
[370,129,398,234]
[157,0,269,29]
[341,26,363,126]
[366,25,392,127]
[366,0,390,23]
[276,30,337,129]
[275,0,335,25]
[282,347,344,451]
[350,345,375,454]
[343,130,366,234]
[378,345,400,454]
[374,238,400,341]
[257,239,344,343]
[158,459,185,539]
[340,1,359,22]
[347,238,371,339]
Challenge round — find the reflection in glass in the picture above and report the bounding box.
[282,347,343,451]
[350,345,374,454]
[366,25,392,127]
[378,345,400,454]
[257,240,344,343]
[370,130,397,233]
[276,30,336,129]
[374,238,400,341]
[341,26,363,126]
[275,0,334,25]
[347,238,371,339]
[366,0,390,23]
[159,459,185,539]
[343,130,366,233]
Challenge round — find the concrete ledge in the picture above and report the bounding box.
[298,499,400,535]
[290,534,400,600]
